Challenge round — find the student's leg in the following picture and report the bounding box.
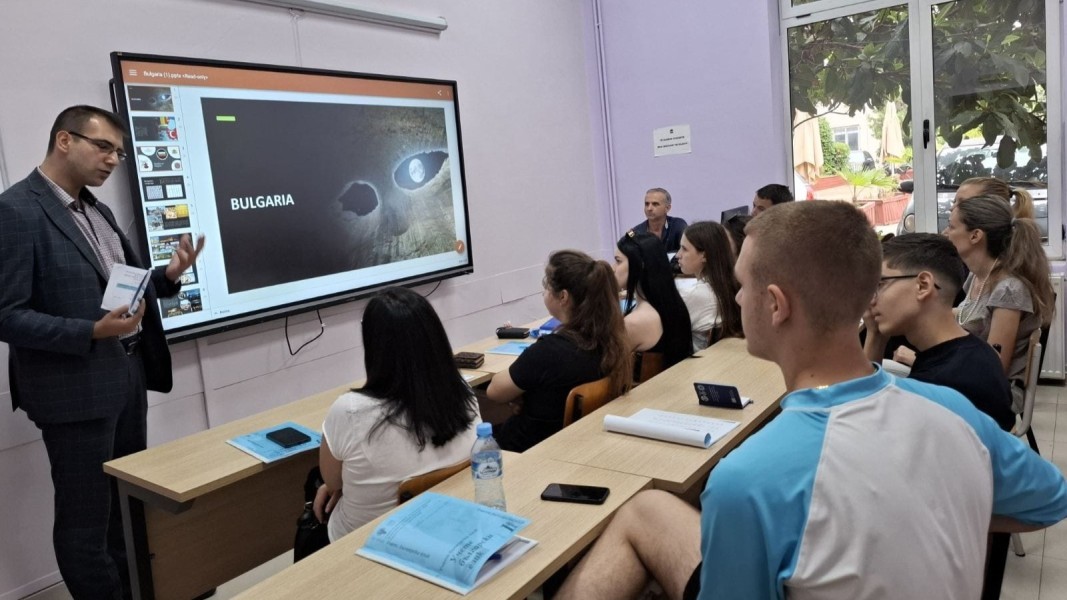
[556,489,701,600]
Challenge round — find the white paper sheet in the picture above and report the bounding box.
[604,408,740,448]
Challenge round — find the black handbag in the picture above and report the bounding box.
[293,467,331,562]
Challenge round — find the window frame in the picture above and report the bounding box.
[780,0,1064,258]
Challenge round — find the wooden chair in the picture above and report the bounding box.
[396,460,471,505]
[632,351,665,385]
[1010,330,1043,557]
[563,377,615,427]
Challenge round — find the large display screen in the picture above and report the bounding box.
[110,52,473,342]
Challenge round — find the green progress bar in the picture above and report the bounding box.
[215,116,236,122]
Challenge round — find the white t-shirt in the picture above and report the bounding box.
[676,278,720,351]
[321,390,480,542]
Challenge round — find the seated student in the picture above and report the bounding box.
[863,233,1015,430]
[945,196,1054,413]
[723,213,751,258]
[486,250,631,452]
[615,231,693,370]
[313,287,480,542]
[631,187,688,253]
[675,222,743,351]
[751,183,793,216]
[556,202,1067,600]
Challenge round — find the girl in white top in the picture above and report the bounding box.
[314,287,480,542]
[675,222,743,351]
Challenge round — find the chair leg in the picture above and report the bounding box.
[1025,427,1040,454]
[1011,532,1025,557]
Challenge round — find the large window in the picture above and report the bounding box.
[783,0,1062,256]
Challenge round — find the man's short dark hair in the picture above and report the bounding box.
[881,233,966,302]
[48,106,127,154]
[755,184,793,205]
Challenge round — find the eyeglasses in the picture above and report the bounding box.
[877,274,942,294]
[67,131,128,161]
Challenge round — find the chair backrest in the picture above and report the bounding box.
[563,377,615,427]
[632,351,665,384]
[396,459,471,505]
[1013,330,1043,437]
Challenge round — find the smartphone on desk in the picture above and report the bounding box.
[265,426,311,448]
[541,483,610,505]
[694,382,750,409]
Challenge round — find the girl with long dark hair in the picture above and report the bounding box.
[314,287,479,541]
[615,231,692,368]
[675,222,743,350]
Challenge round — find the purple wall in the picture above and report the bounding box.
[589,0,789,233]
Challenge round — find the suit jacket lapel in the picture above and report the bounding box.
[28,172,108,281]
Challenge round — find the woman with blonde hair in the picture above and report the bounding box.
[942,196,1054,411]
[487,250,632,452]
[954,176,1034,220]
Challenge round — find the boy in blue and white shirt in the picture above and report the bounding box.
[556,202,1067,600]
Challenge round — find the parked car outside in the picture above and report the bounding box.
[849,149,876,171]
[895,138,1048,240]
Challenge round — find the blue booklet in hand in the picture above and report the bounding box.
[356,492,537,595]
[226,421,321,463]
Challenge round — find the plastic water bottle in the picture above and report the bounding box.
[471,423,507,511]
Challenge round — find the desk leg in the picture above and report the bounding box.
[117,479,155,600]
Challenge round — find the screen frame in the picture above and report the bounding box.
[109,51,474,343]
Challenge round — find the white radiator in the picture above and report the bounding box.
[1041,275,1065,380]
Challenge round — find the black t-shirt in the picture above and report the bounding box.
[494,333,604,452]
[909,333,1015,431]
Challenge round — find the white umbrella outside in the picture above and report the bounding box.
[881,101,906,161]
[792,111,823,182]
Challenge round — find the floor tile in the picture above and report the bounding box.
[1035,385,1061,405]
[1031,402,1057,444]
[1038,555,1067,599]
[1001,550,1042,600]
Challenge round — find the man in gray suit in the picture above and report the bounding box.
[0,105,203,599]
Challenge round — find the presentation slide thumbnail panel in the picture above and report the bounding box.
[161,288,202,319]
[133,116,179,142]
[127,86,174,112]
[146,204,190,231]
[141,175,186,201]
[137,146,181,173]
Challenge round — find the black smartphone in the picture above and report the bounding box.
[694,382,746,409]
[265,426,311,448]
[540,483,610,505]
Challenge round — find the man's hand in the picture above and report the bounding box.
[165,234,206,282]
[893,346,917,366]
[92,300,145,339]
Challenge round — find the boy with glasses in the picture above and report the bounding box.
[864,233,1015,430]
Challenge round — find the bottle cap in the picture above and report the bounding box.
[476,422,493,437]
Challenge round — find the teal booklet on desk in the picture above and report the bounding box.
[487,341,533,356]
[226,421,320,463]
[356,492,537,595]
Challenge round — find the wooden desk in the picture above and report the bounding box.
[527,337,786,494]
[234,453,651,600]
[457,318,550,375]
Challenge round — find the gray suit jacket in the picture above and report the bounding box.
[0,170,179,424]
